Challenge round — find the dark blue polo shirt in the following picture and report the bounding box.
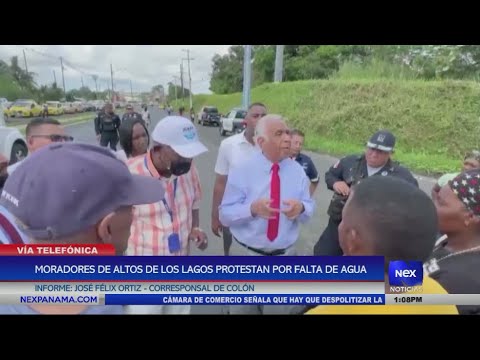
[294,153,319,183]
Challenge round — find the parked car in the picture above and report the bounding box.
[83,102,96,112]
[46,101,64,116]
[219,108,247,136]
[62,102,77,114]
[8,100,43,118]
[72,101,85,112]
[198,106,220,126]
[2,102,12,119]
[92,100,105,111]
[0,104,28,165]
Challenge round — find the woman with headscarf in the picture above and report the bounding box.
[426,169,480,315]
[116,118,150,162]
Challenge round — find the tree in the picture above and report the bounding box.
[209,45,245,94]
[252,45,275,86]
[166,82,190,102]
[37,83,64,102]
[9,56,37,92]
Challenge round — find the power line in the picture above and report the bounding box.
[9,46,168,94]
[17,46,113,85]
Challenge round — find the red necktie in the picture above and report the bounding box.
[267,163,280,241]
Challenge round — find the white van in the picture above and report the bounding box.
[0,103,28,164]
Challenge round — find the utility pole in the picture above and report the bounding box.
[242,45,252,109]
[92,75,99,93]
[130,79,134,100]
[110,63,115,103]
[172,76,179,103]
[182,49,194,110]
[23,49,28,74]
[274,45,285,82]
[81,76,84,88]
[60,57,66,96]
[180,63,186,103]
[53,70,57,85]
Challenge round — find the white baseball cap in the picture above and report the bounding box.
[151,116,208,158]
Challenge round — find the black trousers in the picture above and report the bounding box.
[223,227,233,256]
[100,131,119,151]
[313,217,343,256]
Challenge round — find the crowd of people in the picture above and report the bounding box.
[0,101,477,315]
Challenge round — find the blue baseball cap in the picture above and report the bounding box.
[367,130,396,153]
[0,142,165,240]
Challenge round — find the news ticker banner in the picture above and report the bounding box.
[0,293,478,306]
[0,254,385,281]
[0,245,476,306]
[0,281,385,306]
[0,246,385,305]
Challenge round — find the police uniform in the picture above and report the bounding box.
[313,130,418,256]
[94,111,121,151]
[293,153,319,184]
[122,111,143,123]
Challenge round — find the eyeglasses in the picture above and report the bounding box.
[30,134,74,142]
[251,113,267,119]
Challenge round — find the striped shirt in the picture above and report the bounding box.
[126,151,202,256]
[0,205,30,244]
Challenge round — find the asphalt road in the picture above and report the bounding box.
[65,106,438,314]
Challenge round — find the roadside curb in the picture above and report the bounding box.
[10,115,93,134]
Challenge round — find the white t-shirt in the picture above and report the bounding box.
[214,132,257,176]
[366,165,382,177]
[142,110,150,123]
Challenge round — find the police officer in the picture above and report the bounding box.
[289,129,320,196]
[313,130,419,256]
[122,104,143,122]
[94,103,121,151]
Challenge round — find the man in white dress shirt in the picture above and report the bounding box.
[211,103,267,255]
[219,114,315,315]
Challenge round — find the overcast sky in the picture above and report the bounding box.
[0,45,232,95]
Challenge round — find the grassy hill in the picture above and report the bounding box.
[173,79,480,175]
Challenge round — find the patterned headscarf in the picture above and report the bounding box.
[450,169,480,215]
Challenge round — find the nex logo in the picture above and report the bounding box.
[395,270,416,277]
[389,261,423,287]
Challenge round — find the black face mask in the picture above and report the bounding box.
[170,160,192,176]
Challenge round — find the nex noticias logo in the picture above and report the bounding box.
[394,269,417,277]
[388,261,423,287]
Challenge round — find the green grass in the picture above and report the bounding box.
[173,78,480,176]
[9,113,94,134]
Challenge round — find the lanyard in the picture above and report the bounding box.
[162,179,178,223]
[144,155,178,225]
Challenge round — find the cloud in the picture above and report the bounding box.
[0,45,232,95]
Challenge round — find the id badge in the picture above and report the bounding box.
[168,233,181,253]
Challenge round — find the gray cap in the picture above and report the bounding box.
[0,142,165,240]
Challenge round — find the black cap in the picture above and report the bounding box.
[367,130,396,152]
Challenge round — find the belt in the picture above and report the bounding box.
[234,238,287,256]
